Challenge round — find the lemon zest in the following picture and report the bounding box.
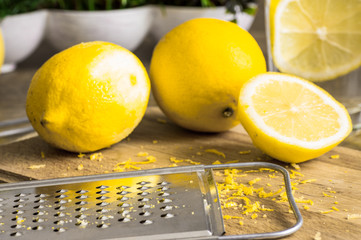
[320,210,334,214]
[77,164,84,171]
[205,149,226,159]
[90,152,103,161]
[28,164,46,170]
[239,150,251,155]
[137,152,149,157]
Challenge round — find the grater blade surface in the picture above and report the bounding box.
[0,162,303,240]
[0,167,223,240]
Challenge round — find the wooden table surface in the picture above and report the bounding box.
[1,2,361,239]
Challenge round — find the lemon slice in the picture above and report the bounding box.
[238,72,352,163]
[271,0,361,82]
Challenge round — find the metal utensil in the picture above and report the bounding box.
[0,162,302,239]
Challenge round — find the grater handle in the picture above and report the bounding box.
[205,162,303,240]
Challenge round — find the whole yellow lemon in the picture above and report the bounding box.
[150,18,266,132]
[26,41,150,152]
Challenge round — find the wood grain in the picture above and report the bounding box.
[0,106,360,239]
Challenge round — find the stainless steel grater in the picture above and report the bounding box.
[0,162,302,240]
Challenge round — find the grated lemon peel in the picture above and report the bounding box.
[205,149,226,159]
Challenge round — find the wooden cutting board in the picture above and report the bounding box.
[0,106,360,239]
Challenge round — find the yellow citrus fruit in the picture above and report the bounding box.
[238,72,352,163]
[26,41,150,153]
[0,29,4,70]
[150,18,266,132]
[270,0,361,82]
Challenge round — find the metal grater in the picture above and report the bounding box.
[0,162,302,240]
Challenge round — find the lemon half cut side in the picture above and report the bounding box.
[239,72,352,163]
[272,0,361,82]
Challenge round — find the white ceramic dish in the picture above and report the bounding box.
[46,6,154,52]
[1,10,47,73]
[151,6,256,41]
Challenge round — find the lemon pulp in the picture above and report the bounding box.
[239,72,352,163]
[270,0,361,81]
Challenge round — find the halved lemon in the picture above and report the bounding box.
[238,72,352,163]
[271,0,361,82]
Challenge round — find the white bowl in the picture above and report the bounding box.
[46,6,154,52]
[151,6,256,41]
[0,10,47,73]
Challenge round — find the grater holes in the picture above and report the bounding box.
[137,192,150,196]
[160,206,173,211]
[159,198,172,203]
[117,196,129,201]
[140,219,153,225]
[54,220,65,225]
[137,181,151,185]
[14,193,27,198]
[33,211,45,216]
[55,200,68,204]
[76,195,88,199]
[96,185,109,190]
[96,215,111,221]
[54,212,65,217]
[138,198,150,202]
[139,211,151,217]
[75,214,87,219]
[14,198,27,203]
[158,192,170,197]
[75,201,88,205]
[96,202,109,207]
[117,191,131,195]
[96,209,109,213]
[117,203,130,208]
[138,204,151,209]
[34,199,46,203]
[118,217,131,223]
[97,223,110,228]
[96,196,110,200]
[116,185,130,190]
[75,219,89,227]
[33,218,45,223]
[55,194,68,199]
[13,204,24,208]
[10,225,22,229]
[158,181,170,186]
[54,206,66,211]
[76,190,88,194]
[34,194,47,198]
[118,209,131,216]
[137,186,151,191]
[32,226,43,231]
[96,190,110,195]
[53,227,66,232]
[10,232,22,237]
[158,186,169,191]
[161,213,175,219]
[55,189,68,194]
[33,205,45,209]
[75,207,88,212]
[12,210,24,214]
